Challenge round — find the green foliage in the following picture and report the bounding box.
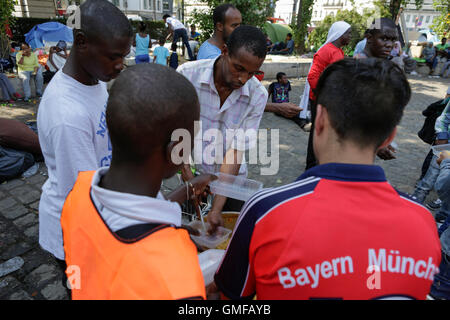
[8,17,67,44]
[129,20,168,41]
[291,0,314,53]
[431,0,450,38]
[188,0,277,43]
[0,0,16,34]
[307,5,391,56]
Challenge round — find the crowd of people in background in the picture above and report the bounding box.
[1,0,450,301]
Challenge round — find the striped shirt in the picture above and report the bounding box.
[214,163,441,300]
[177,58,268,176]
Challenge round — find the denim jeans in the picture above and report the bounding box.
[440,61,450,77]
[18,66,43,99]
[0,73,16,100]
[173,28,194,60]
[135,54,150,64]
[412,154,440,203]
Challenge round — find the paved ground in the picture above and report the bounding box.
[0,75,448,300]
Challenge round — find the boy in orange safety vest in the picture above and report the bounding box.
[61,63,216,300]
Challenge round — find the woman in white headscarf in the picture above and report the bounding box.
[298,21,352,169]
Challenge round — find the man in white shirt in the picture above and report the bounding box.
[177,25,268,232]
[37,0,132,267]
[163,14,195,61]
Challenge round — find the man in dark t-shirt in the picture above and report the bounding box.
[268,72,291,103]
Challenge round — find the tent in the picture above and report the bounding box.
[263,22,292,44]
[25,22,73,50]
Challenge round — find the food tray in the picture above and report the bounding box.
[188,220,232,249]
[198,249,225,286]
[209,172,263,202]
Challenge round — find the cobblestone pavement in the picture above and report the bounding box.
[0,75,448,300]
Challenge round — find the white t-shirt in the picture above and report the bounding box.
[37,70,111,260]
[166,17,186,30]
[90,167,182,232]
[47,53,66,72]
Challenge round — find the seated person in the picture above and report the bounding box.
[48,40,68,74]
[422,42,438,75]
[61,63,217,300]
[401,42,418,75]
[189,25,201,40]
[16,43,43,102]
[429,151,450,300]
[413,99,449,210]
[265,72,302,120]
[270,33,295,55]
[0,72,21,102]
[213,58,441,300]
[436,38,449,61]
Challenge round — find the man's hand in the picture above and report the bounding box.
[377,145,396,160]
[189,174,217,200]
[207,210,224,234]
[275,103,302,118]
[435,139,448,145]
[437,151,450,165]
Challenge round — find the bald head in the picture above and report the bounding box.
[79,0,133,42]
[106,64,200,165]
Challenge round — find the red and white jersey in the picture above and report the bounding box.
[214,163,442,300]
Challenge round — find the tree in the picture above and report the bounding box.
[188,0,277,43]
[431,0,450,38]
[377,0,424,20]
[0,0,16,59]
[292,0,314,54]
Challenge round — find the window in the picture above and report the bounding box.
[425,16,430,23]
[157,0,162,12]
[163,0,169,11]
[112,0,120,6]
[419,15,424,23]
[406,14,410,22]
[143,0,148,10]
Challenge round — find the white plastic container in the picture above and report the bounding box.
[198,249,225,286]
[188,220,232,249]
[209,172,263,202]
[431,143,450,157]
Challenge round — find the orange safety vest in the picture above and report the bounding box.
[61,171,206,300]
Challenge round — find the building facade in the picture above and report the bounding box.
[108,0,174,20]
[275,0,440,30]
[13,0,58,18]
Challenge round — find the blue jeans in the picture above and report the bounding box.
[18,67,43,99]
[0,73,16,100]
[135,54,150,64]
[426,57,438,71]
[413,154,440,203]
[173,28,194,60]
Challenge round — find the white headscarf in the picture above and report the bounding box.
[298,21,351,119]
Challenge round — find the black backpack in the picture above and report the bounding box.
[418,99,448,145]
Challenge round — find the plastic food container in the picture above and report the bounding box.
[188,220,232,249]
[209,172,263,202]
[431,144,450,157]
[198,249,225,286]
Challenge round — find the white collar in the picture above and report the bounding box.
[90,167,182,232]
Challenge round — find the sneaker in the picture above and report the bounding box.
[302,122,312,132]
[426,198,442,211]
[13,92,22,99]
[410,71,418,75]
[434,213,448,223]
[24,97,30,103]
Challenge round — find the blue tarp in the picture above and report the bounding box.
[25,22,73,49]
